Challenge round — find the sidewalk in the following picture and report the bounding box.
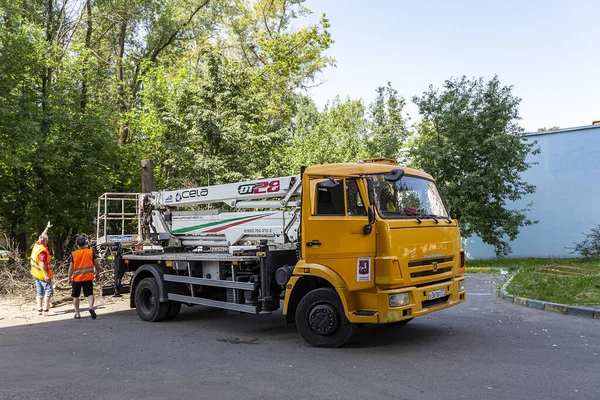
[0,295,130,328]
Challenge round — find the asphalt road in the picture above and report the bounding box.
[0,273,598,400]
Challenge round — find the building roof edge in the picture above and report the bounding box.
[524,124,600,137]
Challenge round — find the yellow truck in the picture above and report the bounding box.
[98,159,465,347]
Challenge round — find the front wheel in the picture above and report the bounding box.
[135,277,169,322]
[295,288,356,348]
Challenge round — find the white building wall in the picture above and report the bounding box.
[463,125,600,259]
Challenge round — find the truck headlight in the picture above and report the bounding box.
[389,293,410,308]
[458,280,465,291]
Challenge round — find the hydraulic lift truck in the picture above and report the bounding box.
[98,159,466,347]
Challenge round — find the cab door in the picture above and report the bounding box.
[302,177,376,291]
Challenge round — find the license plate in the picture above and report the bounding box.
[428,288,446,300]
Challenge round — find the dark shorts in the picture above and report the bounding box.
[72,280,93,298]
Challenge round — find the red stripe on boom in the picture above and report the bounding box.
[204,214,273,233]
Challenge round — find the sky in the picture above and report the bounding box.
[302,0,600,132]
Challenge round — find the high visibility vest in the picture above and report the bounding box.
[30,243,53,280]
[71,248,95,282]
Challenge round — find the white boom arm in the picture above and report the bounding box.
[150,176,301,209]
[142,175,302,249]
[97,176,303,249]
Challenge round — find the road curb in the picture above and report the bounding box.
[498,274,600,320]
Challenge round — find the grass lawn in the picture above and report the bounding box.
[467,258,600,306]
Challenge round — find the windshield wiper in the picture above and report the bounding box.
[432,215,452,223]
[421,214,439,223]
[390,210,422,224]
[418,214,454,224]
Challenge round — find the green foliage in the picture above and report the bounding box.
[569,224,600,260]
[276,81,409,176]
[366,82,409,159]
[537,126,560,132]
[278,95,369,175]
[0,0,335,256]
[410,76,539,257]
[133,51,277,186]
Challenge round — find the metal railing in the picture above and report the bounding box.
[96,193,142,246]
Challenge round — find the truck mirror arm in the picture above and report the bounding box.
[363,205,375,234]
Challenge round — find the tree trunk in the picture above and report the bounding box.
[116,20,129,145]
[17,232,27,258]
[41,0,54,139]
[80,0,92,110]
[141,159,156,193]
[52,232,69,261]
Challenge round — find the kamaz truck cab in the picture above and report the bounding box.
[287,159,465,346]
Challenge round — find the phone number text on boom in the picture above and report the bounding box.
[243,228,273,234]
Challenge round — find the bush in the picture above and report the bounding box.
[570,224,600,260]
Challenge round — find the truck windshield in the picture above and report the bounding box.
[371,175,449,219]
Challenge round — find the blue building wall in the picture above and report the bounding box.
[463,124,600,259]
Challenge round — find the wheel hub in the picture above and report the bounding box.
[308,304,339,336]
[141,288,155,311]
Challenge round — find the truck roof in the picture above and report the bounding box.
[305,161,434,181]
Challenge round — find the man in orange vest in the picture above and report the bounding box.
[68,237,100,319]
[30,221,54,316]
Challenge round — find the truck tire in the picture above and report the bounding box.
[164,301,182,320]
[295,288,356,348]
[135,277,169,322]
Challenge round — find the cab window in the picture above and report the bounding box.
[346,179,366,216]
[316,179,345,215]
[313,178,367,216]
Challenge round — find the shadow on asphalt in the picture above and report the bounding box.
[174,305,460,349]
[0,302,462,350]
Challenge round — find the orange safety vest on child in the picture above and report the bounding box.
[30,243,53,280]
[71,248,95,282]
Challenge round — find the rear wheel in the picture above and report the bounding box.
[164,301,182,320]
[135,277,169,322]
[295,288,356,348]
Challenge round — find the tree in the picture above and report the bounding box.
[133,51,273,187]
[366,82,409,159]
[0,1,130,256]
[569,224,600,260]
[277,95,368,175]
[410,76,539,257]
[537,126,560,132]
[130,0,335,188]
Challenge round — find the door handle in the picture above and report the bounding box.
[306,240,322,247]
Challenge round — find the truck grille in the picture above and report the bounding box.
[408,257,453,267]
[408,256,453,279]
[411,267,452,278]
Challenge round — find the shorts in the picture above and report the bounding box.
[71,280,94,298]
[34,278,54,298]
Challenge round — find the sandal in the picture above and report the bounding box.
[74,314,81,319]
[89,309,97,319]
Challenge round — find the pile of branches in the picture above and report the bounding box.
[0,253,116,299]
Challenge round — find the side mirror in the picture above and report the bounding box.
[318,178,339,188]
[363,206,375,234]
[384,168,404,182]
